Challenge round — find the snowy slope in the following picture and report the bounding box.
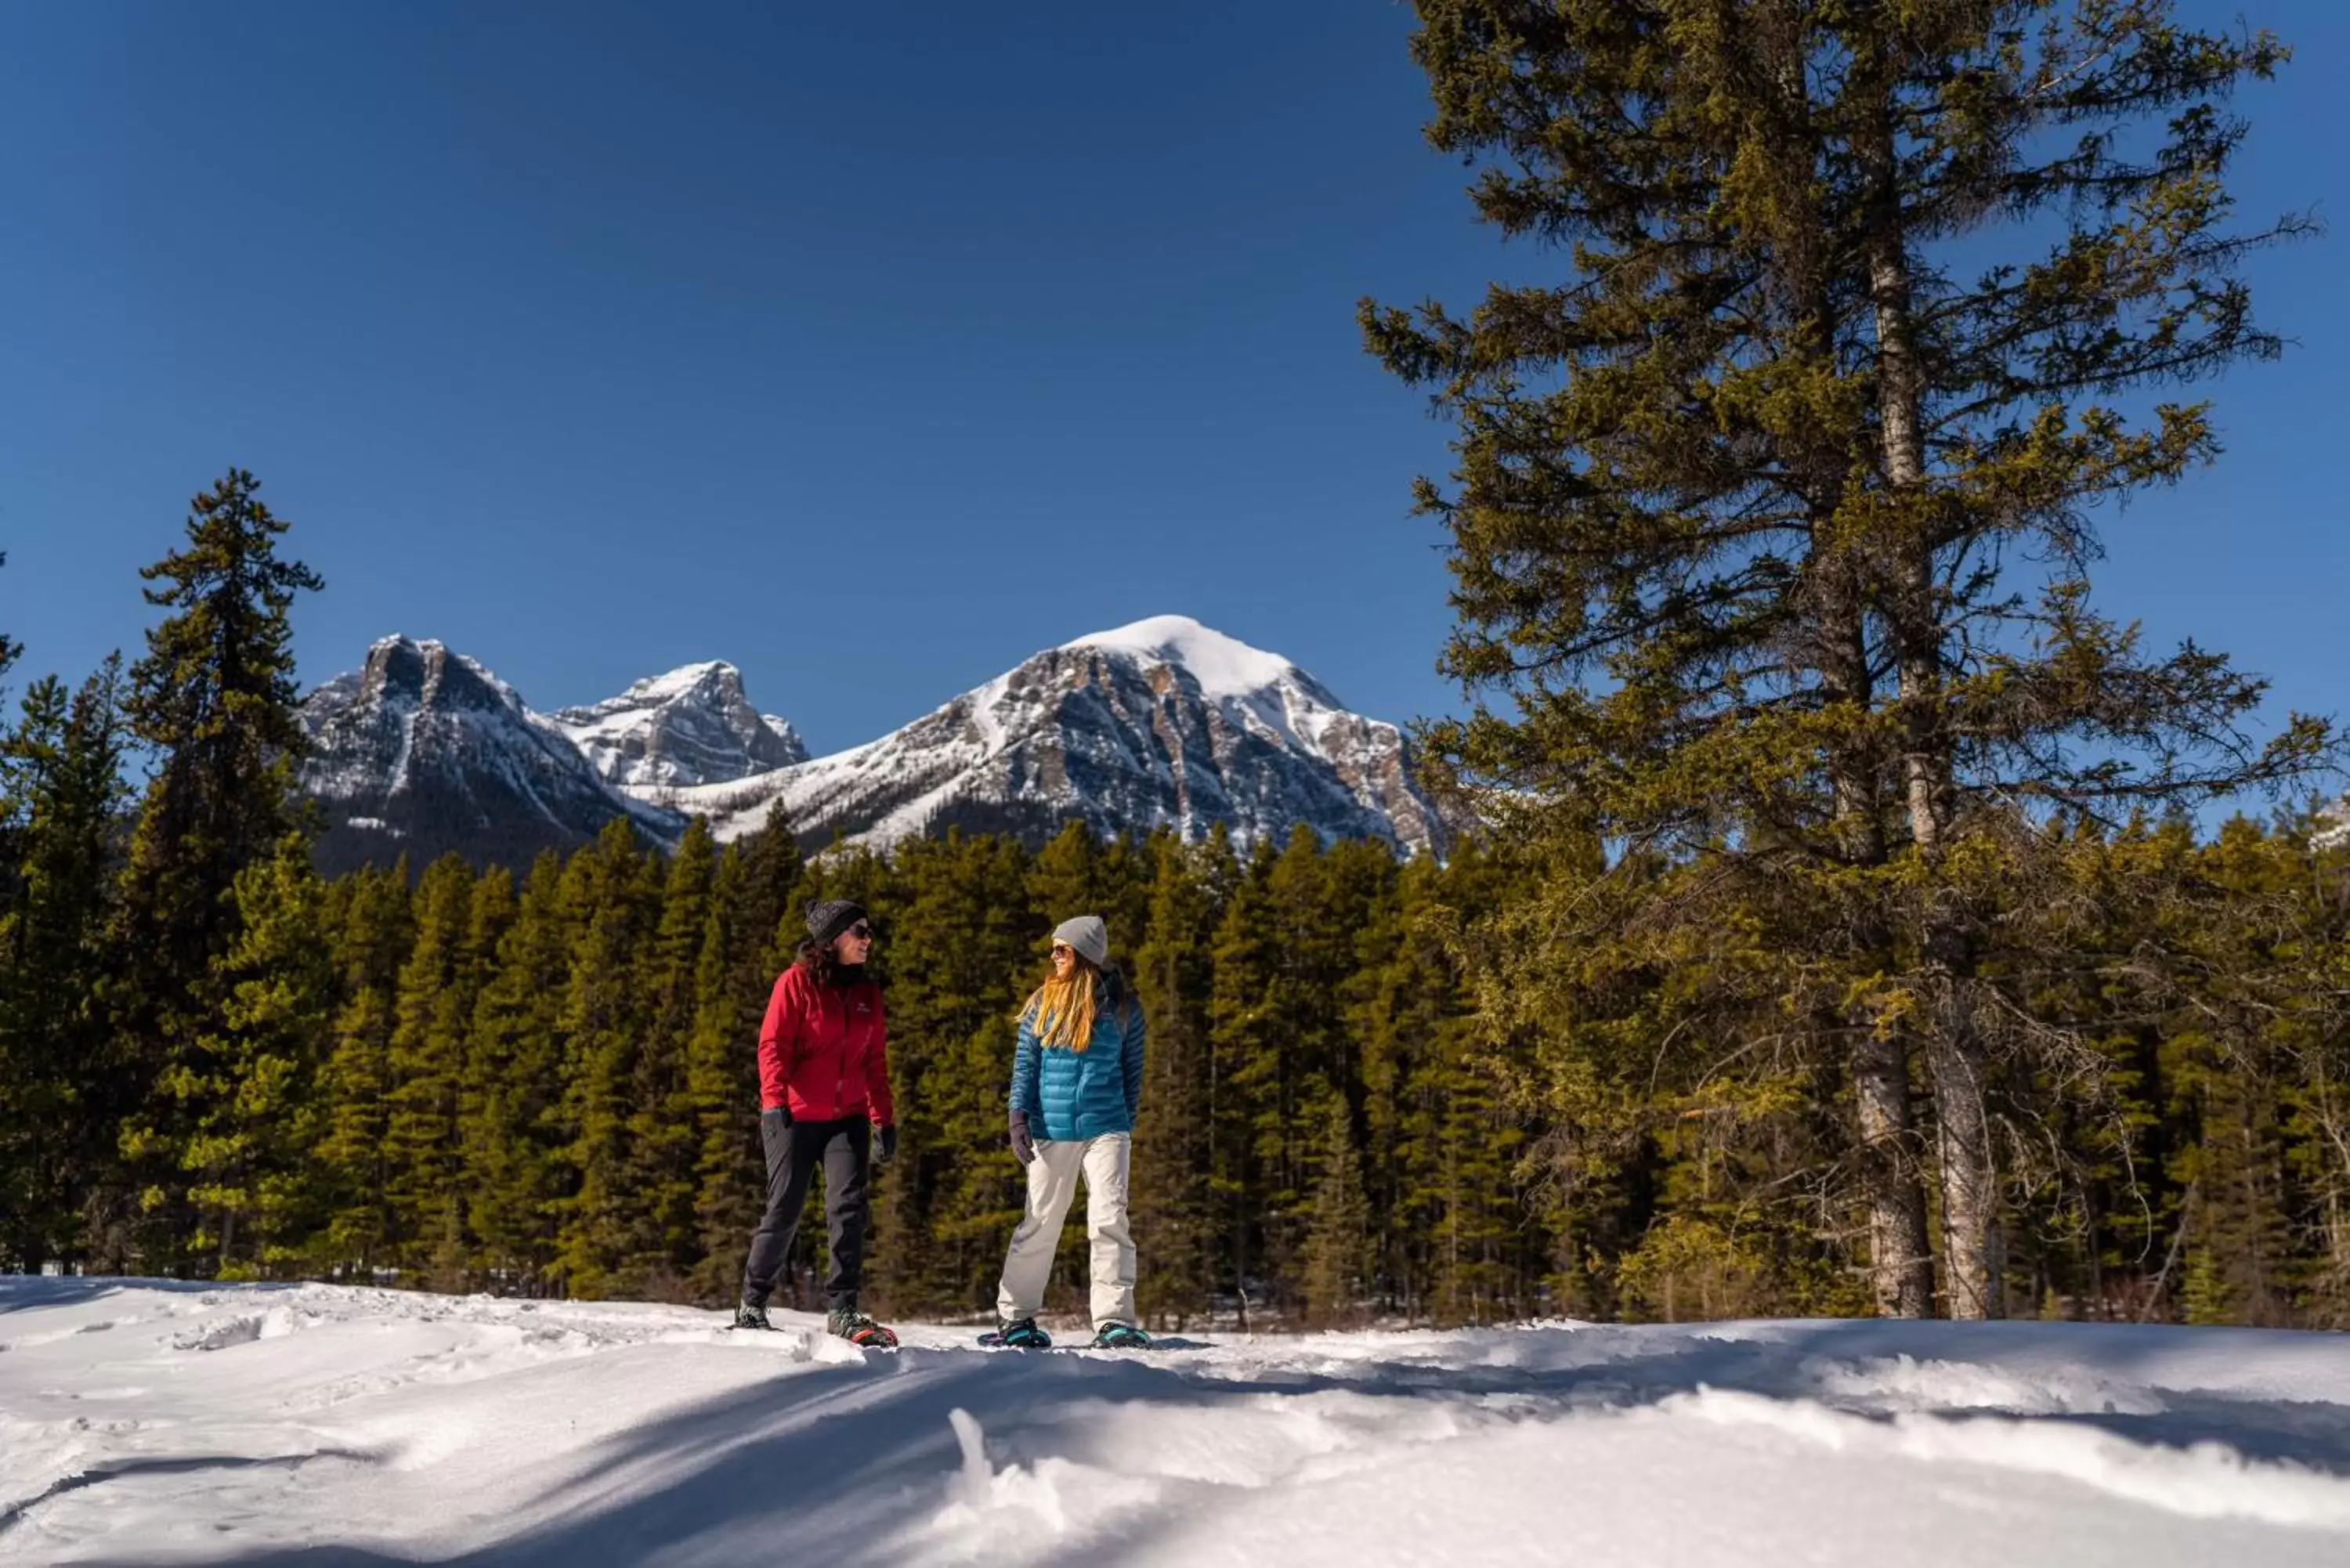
[298,636,684,876]
[548,661,808,790]
[663,615,1465,857]
[6,1280,2350,1566]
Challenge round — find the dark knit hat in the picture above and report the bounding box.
[806,898,869,948]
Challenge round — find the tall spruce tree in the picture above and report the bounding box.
[554,819,661,1297]
[1368,0,2328,1317]
[383,855,479,1284]
[1303,1102,1373,1326]
[313,865,413,1276]
[1128,831,1220,1326]
[874,831,1033,1313]
[1208,836,1281,1320]
[684,845,758,1301]
[114,470,324,1266]
[187,834,336,1276]
[631,819,718,1295]
[452,864,519,1283]
[465,852,570,1291]
[0,659,129,1268]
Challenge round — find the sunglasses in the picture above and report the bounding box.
[844,922,874,941]
[1050,943,1075,959]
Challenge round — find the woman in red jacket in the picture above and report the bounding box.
[734,898,899,1346]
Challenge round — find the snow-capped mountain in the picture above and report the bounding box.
[298,617,1461,874]
[548,661,808,789]
[298,636,684,876]
[661,616,1463,858]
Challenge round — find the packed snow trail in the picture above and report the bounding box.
[5,1280,2350,1565]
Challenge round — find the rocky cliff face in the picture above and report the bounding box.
[298,636,683,876]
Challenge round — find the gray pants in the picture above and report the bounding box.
[994,1132,1136,1329]
[740,1111,870,1312]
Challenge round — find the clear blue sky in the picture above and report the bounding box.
[2,2,2345,767]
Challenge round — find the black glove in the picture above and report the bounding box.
[874,1124,898,1165]
[1008,1110,1035,1167]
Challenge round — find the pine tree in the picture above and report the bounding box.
[465,852,570,1292]
[1303,1102,1372,1327]
[684,847,757,1302]
[313,865,413,1277]
[1207,834,1280,1321]
[1026,822,1101,933]
[185,834,335,1277]
[2156,818,2300,1325]
[2279,826,2350,1327]
[732,802,807,985]
[630,818,718,1296]
[0,659,129,1268]
[1352,851,1512,1321]
[113,469,324,1266]
[1368,0,2329,1318]
[383,855,478,1284]
[872,831,1032,1314]
[452,864,518,1282]
[1128,831,1220,1327]
[546,821,659,1296]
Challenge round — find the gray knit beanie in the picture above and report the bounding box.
[1051,914,1109,969]
[806,898,868,948]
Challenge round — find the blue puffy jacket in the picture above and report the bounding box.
[1008,974,1146,1140]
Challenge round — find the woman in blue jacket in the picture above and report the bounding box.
[992,914,1151,1350]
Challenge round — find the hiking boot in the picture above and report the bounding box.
[827,1307,898,1348]
[993,1317,1052,1349]
[1090,1322,1152,1350]
[731,1302,773,1331]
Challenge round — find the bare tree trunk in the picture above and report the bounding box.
[1853,1025,1934,1314]
[1924,948,1999,1318]
[1856,53,2001,1319]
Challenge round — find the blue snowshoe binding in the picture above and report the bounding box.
[1090,1322,1153,1350]
[984,1317,1053,1349]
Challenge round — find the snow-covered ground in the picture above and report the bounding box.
[5,1281,2350,1566]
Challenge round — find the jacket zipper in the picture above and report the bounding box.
[830,989,844,1119]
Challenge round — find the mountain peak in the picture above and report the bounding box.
[663,616,1458,858]
[1062,615,1313,702]
[619,660,742,702]
[549,659,806,789]
[300,637,678,877]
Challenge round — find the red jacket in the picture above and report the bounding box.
[758,963,894,1125]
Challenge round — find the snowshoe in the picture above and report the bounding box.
[729,1302,777,1331]
[1090,1322,1154,1351]
[978,1317,1052,1349]
[826,1308,898,1348]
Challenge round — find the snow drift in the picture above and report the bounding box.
[5,1278,2350,1565]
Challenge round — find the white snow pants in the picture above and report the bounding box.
[994,1132,1137,1328]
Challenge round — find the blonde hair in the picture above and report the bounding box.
[1025,962,1098,1053]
